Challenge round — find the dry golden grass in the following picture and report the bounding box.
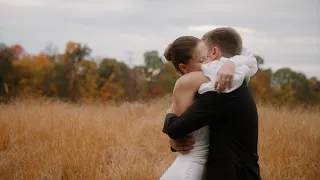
[0,97,319,180]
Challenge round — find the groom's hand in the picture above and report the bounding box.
[169,136,195,155]
[215,60,235,91]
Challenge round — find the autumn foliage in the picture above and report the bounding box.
[0,42,320,105]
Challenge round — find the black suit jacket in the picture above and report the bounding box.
[163,83,261,180]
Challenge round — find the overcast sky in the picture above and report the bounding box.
[0,0,319,78]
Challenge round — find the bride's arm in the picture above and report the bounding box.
[215,50,258,90]
[168,53,257,115]
[166,72,209,152]
[168,54,253,115]
[171,71,210,116]
[222,50,258,77]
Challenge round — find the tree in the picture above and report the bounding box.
[0,43,7,51]
[97,59,126,101]
[308,77,320,103]
[43,43,58,61]
[0,44,20,100]
[61,42,92,101]
[133,66,149,99]
[143,51,165,95]
[34,53,55,96]
[13,55,38,96]
[154,62,177,95]
[0,44,12,81]
[13,54,53,97]
[99,73,125,101]
[0,48,14,99]
[250,70,274,103]
[77,60,98,102]
[272,68,313,103]
[273,84,299,105]
[98,58,121,83]
[9,44,25,60]
[49,63,69,99]
[118,62,136,101]
[144,51,165,70]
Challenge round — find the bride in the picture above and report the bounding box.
[160,34,257,179]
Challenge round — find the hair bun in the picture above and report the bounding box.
[164,43,172,61]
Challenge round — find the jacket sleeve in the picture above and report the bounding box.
[163,93,222,139]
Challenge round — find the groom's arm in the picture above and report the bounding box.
[165,72,209,150]
[163,93,222,139]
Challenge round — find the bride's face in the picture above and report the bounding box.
[178,41,210,75]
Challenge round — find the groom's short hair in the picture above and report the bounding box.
[202,27,242,58]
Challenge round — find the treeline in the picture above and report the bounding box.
[0,42,319,105]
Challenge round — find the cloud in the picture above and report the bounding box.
[0,0,319,78]
[188,25,257,35]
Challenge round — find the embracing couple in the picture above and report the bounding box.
[160,27,262,180]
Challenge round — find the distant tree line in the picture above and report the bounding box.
[0,42,319,105]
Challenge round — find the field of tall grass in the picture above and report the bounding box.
[0,97,319,180]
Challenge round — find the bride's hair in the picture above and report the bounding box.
[163,36,200,73]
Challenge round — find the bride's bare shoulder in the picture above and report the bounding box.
[174,71,209,90]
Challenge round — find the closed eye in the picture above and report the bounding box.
[199,56,208,63]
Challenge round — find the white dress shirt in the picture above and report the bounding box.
[198,48,258,94]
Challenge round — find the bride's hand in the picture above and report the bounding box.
[169,136,195,154]
[167,103,175,114]
[167,106,174,114]
[215,60,235,91]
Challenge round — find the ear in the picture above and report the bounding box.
[211,47,220,60]
[178,63,188,75]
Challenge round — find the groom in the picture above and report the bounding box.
[163,27,261,180]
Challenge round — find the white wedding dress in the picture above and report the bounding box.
[160,49,258,180]
[160,126,210,180]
